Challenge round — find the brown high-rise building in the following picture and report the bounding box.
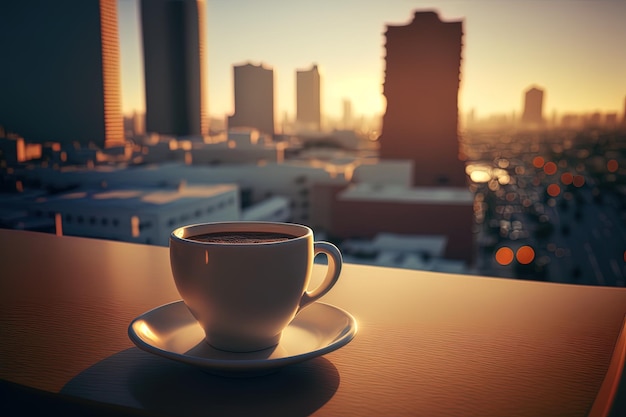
[0,0,124,149]
[228,63,275,136]
[379,11,466,187]
[141,0,208,137]
[521,86,545,126]
[296,64,322,131]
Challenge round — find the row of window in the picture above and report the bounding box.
[34,210,121,227]
[65,213,120,227]
[33,196,237,229]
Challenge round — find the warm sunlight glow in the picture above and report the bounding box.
[55,213,63,236]
[137,320,159,343]
[495,247,514,266]
[131,215,140,238]
[93,190,141,199]
[516,246,535,265]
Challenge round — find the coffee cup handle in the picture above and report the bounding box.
[299,241,343,310]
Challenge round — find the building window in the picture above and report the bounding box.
[65,214,72,223]
[168,218,175,227]
[207,206,214,213]
[77,216,84,224]
[101,218,108,226]
[195,209,202,217]
[139,221,153,231]
[437,175,450,185]
[89,217,96,225]
[112,218,119,227]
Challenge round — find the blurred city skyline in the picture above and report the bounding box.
[118,0,626,121]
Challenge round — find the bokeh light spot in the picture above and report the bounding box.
[543,162,557,175]
[495,247,515,265]
[533,156,545,169]
[547,183,561,197]
[560,172,573,185]
[573,175,585,187]
[516,246,535,265]
[607,159,618,173]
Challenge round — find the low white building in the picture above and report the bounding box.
[352,160,413,187]
[241,196,290,222]
[340,233,468,274]
[26,183,240,246]
[131,129,285,166]
[18,161,350,225]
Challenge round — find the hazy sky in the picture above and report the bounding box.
[117,0,626,120]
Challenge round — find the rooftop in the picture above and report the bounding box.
[339,183,474,205]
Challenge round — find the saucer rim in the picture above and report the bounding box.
[128,300,357,372]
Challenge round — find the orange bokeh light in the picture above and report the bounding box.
[532,156,545,169]
[560,172,573,185]
[495,247,515,265]
[547,183,561,197]
[573,175,585,187]
[543,162,557,175]
[607,159,618,173]
[516,246,535,265]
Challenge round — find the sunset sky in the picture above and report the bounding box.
[117,0,626,121]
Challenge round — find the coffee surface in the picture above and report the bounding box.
[187,231,296,244]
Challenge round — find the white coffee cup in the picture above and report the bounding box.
[169,221,343,352]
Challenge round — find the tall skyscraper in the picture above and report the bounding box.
[228,63,275,136]
[296,64,321,131]
[141,0,208,137]
[379,11,466,187]
[342,99,353,129]
[0,0,124,149]
[521,86,545,126]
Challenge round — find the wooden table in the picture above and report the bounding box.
[1,229,625,417]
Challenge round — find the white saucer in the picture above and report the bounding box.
[128,300,357,376]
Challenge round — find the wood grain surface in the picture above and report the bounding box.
[1,229,625,416]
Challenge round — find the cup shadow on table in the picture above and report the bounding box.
[61,347,340,417]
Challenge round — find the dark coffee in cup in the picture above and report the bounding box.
[187,231,296,244]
